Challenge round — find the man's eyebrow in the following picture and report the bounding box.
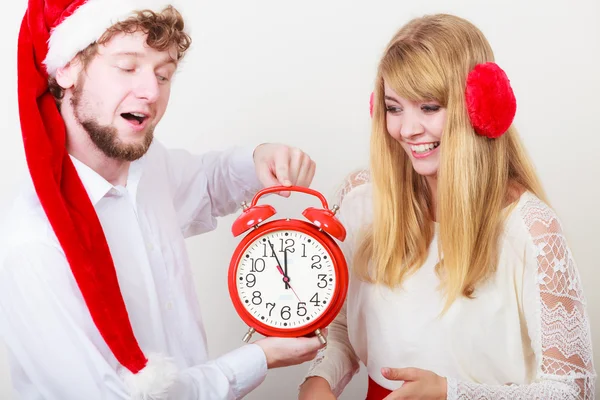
[112,51,141,57]
[112,51,177,66]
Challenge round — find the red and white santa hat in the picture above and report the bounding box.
[18,0,186,398]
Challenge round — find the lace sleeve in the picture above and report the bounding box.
[301,170,371,395]
[334,169,371,205]
[303,302,361,396]
[447,196,596,399]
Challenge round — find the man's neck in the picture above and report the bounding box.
[67,131,130,187]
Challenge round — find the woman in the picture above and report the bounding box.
[299,13,595,400]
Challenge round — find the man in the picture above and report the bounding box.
[0,0,324,398]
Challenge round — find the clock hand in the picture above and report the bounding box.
[286,279,302,303]
[264,239,303,303]
[275,263,285,276]
[273,263,300,301]
[284,249,290,289]
[268,241,289,290]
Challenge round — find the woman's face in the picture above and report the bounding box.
[384,82,447,178]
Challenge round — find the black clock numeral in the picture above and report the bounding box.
[250,258,266,273]
[279,238,295,253]
[266,302,276,317]
[317,274,327,288]
[246,273,256,288]
[311,255,322,269]
[261,243,276,258]
[301,243,307,258]
[310,292,321,307]
[281,306,291,320]
[297,302,307,317]
[252,291,262,305]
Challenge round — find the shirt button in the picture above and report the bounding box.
[166,301,173,310]
[148,243,154,251]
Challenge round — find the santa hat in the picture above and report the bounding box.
[17,0,185,398]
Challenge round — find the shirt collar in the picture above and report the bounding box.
[69,155,146,206]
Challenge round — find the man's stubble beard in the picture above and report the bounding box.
[70,78,154,162]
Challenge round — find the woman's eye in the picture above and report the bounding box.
[422,104,441,112]
[386,105,402,113]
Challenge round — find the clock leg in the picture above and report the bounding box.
[242,327,256,343]
[314,328,327,346]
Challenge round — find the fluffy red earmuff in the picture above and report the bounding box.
[465,62,517,139]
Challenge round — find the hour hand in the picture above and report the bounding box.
[284,249,290,289]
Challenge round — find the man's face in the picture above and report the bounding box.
[68,30,178,161]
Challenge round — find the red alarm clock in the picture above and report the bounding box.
[228,185,348,345]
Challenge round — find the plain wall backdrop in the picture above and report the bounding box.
[1,0,599,398]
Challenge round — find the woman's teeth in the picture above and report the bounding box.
[411,142,440,154]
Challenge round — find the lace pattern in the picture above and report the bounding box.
[450,377,581,399]
[304,346,357,397]
[335,169,371,205]
[449,194,596,399]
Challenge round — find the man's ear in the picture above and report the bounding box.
[55,58,82,89]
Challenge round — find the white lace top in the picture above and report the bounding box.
[305,170,596,399]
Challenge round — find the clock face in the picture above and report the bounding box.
[235,229,337,330]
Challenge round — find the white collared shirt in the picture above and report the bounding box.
[0,140,268,399]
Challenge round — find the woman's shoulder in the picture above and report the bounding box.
[334,169,372,205]
[504,190,568,259]
[333,169,373,238]
[507,191,559,233]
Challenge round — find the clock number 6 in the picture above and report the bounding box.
[281,306,291,320]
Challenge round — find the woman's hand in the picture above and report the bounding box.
[381,367,447,400]
[298,376,337,400]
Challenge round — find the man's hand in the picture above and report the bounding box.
[253,143,316,197]
[254,329,327,369]
[381,367,447,400]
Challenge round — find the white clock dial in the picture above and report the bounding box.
[235,229,337,330]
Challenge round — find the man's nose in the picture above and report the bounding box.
[133,71,160,103]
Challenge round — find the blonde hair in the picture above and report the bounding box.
[354,14,546,312]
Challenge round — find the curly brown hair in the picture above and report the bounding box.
[49,5,191,101]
